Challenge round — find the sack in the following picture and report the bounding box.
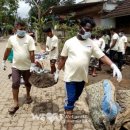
[29,72,56,88]
[114,90,130,130]
[85,79,120,130]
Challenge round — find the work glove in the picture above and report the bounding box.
[54,69,60,83]
[30,63,36,73]
[1,60,6,70]
[46,48,51,52]
[111,63,122,82]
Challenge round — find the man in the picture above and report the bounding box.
[43,27,59,74]
[118,30,128,70]
[102,30,110,51]
[54,17,122,130]
[107,28,119,62]
[1,21,36,114]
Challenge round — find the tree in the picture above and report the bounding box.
[22,0,60,42]
[0,0,19,35]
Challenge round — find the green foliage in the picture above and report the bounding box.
[0,0,19,35]
[55,23,78,53]
[92,26,104,37]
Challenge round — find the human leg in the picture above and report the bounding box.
[117,52,123,70]
[22,70,32,103]
[64,82,77,130]
[9,68,21,114]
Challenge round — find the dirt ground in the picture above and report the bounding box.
[88,64,130,90]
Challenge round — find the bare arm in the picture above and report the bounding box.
[100,55,113,66]
[3,48,12,60]
[57,56,67,70]
[51,47,56,51]
[110,39,117,49]
[29,51,35,63]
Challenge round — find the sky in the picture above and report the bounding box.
[17,0,82,18]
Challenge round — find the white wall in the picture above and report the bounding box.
[101,18,116,28]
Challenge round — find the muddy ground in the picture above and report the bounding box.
[88,64,130,90]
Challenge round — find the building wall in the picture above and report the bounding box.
[82,0,104,3]
[101,18,116,28]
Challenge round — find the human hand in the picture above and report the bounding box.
[111,63,122,82]
[54,69,60,83]
[46,48,51,52]
[1,60,6,70]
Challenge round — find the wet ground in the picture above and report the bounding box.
[88,64,130,90]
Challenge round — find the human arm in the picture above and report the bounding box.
[28,37,36,72]
[1,48,12,70]
[100,55,122,82]
[110,39,117,49]
[92,43,122,82]
[54,56,67,82]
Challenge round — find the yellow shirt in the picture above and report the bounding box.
[46,35,59,60]
[6,34,36,70]
[61,36,105,83]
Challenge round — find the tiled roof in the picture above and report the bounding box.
[103,0,130,18]
[44,1,104,16]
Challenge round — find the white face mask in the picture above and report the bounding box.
[119,32,123,37]
[80,27,91,40]
[17,30,26,37]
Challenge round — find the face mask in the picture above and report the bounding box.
[17,30,26,37]
[80,27,91,40]
[119,32,123,37]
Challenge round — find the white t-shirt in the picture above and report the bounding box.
[118,35,127,53]
[99,37,105,52]
[61,36,105,83]
[46,35,59,60]
[110,33,119,51]
[6,34,36,70]
[103,35,110,45]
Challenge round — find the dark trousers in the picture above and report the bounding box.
[109,50,117,62]
[117,52,123,70]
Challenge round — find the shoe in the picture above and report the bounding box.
[8,106,19,115]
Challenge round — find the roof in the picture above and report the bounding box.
[103,0,130,18]
[44,1,104,18]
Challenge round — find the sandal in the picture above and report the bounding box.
[26,97,33,104]
[8,106,19,115]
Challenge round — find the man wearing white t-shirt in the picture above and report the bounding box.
[54,18,122,130]
[43,28,59,74]
[108,28,119,62]
[1,21,36,114]
[118,30,128,70]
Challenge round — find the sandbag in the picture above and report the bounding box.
[29,72,56,88]
[85,79,120,130]
[114,90,130,130]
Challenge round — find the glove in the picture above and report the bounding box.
[106,49,110,54]
[30,63,36,73]
[46,48,51,52]
[1,60,6,70]
[54,69,60,83]
[111,63,122,82]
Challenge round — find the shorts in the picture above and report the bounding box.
[64,81,85,110]
[12,67,31,89]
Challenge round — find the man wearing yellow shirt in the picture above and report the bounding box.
[1,21,36,114]
[54,17,122,130]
